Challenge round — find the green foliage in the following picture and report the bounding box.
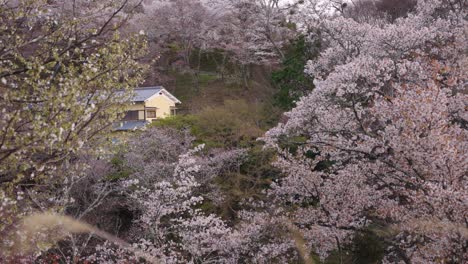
[152,111,283,222]
[319,229,386,264]
[195,100,265,148]
[239,146,282,185]
[167,42,183,53]
[277,135,308,155]
[271,35,319,110]
[172,70,219,86]
[154,100,267,148]
[214,146,282,221]
[277,135,335,173]
[170,71,220,103]
[189,49,240,75]
[171,71,197,101]
[105,155,132,181]
[351,231,386,263]
[198,72,219,83]
[195,199,222,217]
[257,99,285,128]
[189,49,220,72]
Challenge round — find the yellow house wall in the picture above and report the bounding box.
[145,94,176,120]
[123,94,176,122]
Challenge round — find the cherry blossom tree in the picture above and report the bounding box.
[0,0,147,260]
[134,0,212,68]
[134,0,296,87]
[264,0,467,262]
[220,0,296,60]
[82,144,233,263]
[68,129,296,263]
[0,0,147,185]
[3,1,466,263]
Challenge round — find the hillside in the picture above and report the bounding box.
[1,1,466,263]
[141,50,280,114]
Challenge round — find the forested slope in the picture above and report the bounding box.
[1,0,466,263]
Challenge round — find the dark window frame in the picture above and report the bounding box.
[146,109,156,118]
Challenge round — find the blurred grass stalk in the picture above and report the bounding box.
[9,213,158,263]
[285,220,315,264]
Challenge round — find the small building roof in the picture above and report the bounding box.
[133,86,163,102]
[133,86,181,104]
[113,120,149,131]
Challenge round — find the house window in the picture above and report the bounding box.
[123,111,139,121]
[146,109,156,118]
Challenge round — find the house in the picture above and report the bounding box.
[114,86,181,131]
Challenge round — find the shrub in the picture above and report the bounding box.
[196,99,264,148]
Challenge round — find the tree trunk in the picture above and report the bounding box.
[241,64,250,90]
[220,53,227,81]
[194,48,203,94]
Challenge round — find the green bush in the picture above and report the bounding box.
[271,35,319,110]
[214,146,282,221]
[105,155,132,181]
[195,99,265,148]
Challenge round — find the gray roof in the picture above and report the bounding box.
[130,86,181,104]
[133,86,163,102]
[113,120,149,131]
